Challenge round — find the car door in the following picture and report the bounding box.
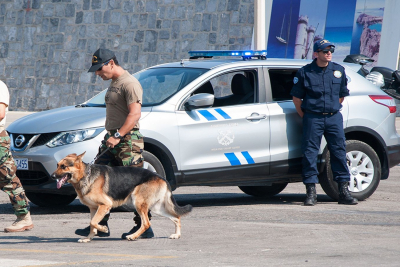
[265,67,303,179]
[176,67,270,184]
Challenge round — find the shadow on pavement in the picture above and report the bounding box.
[1,193,336,216]
[174,192,335,207]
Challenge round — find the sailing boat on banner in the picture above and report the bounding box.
[276,13,287,44]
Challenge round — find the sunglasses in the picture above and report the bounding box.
[98,60,111,71]
[319,48,335,54]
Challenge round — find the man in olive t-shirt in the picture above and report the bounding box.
[75,48,154,239]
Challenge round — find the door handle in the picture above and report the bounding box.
[246,113,267,121]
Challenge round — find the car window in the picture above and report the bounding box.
[134,67,208,106]
[269,69,298,101]
[192,70,257,107]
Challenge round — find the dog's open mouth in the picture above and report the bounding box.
[57,174,71,189]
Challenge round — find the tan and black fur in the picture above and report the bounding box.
[51,152,192,243]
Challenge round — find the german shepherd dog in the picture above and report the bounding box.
[51,152,192,243]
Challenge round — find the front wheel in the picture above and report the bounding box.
[319,140,381,201]
[142,150,166,177]
[239,183,288,197]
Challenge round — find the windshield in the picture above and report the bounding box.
[134,67,208,106]
[82,67,208,107]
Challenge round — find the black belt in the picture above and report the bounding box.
[304,110,338,115]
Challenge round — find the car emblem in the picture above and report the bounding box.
[15,135,25,148]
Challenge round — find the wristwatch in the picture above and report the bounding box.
[114,131,122,139]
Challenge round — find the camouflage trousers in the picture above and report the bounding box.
[95,129,148,222]
[0,130,30,216]
[95,129,144,168]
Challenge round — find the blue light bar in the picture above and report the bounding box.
[188,50,267,60]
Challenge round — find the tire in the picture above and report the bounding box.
[142,150,166,177]
[26,192,77,207]
[319,140,381,201]
[239,183,288,197]
[116,150,166,212]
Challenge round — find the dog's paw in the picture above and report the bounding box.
[169,234,181,239]
[125,234,138,241]
[78,238,92,243]
[97,225,108,233]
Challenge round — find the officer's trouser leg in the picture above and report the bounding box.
[324,112,350,183]
[302,114,324,184]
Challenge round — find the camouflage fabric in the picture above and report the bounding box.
[0,130,29,216]
[95,129,144,168]
[95,129,145,223]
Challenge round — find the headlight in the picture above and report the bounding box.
[46,127,104,148]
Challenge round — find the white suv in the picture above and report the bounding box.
[7,51,400,207]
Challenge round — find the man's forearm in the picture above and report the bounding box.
[118,113,141,136]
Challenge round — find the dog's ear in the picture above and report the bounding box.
[77,152,86,162]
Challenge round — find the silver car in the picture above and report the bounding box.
[7,51,400,207]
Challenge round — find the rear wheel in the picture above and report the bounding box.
[239,183,288,197]
[26,192,77,207]
[319,140,381,201]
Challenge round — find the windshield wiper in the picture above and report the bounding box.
[75,104,89,107]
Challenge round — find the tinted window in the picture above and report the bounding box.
[192,70,257,107]
[269,69,298,101]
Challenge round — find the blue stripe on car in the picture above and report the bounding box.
[198,110,217,121]
[225,151,255,166]
[224,153,241,166]
[241,151,255,164]
[214,108,231,119]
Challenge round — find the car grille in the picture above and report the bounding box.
[31,132,60,147]
[16,162,50,186]
[17,170,49,185]
[9,132,60,149]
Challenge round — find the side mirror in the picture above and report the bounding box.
[184,93,214,111]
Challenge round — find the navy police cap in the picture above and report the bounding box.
[313,39,335,52]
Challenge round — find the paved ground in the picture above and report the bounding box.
[0,112,399,266]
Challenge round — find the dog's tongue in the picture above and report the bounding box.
[57,175,69,189]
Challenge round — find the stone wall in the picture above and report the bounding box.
[0,0,254,111]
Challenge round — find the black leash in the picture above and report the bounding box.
[86,141,110,175]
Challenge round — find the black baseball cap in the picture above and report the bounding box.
[88,48,115,72]
[313,39,335,52]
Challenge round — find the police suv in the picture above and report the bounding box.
[7,50,400,207]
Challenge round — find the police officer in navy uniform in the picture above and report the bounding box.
[291,39,358,206]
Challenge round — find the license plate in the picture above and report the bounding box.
[15,158,29,170]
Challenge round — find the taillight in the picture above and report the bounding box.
[369,95,396,113]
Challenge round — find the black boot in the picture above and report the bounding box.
[338,182,358,205]
[304,183,317,206]
[75,216,110,237]
[121,211,154,239]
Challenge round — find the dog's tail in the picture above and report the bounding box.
[167,191,192,216]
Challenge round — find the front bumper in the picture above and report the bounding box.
[17,161,76,195]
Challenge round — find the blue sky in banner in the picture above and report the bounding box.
[325,0,357,62]
[267,0,301,58]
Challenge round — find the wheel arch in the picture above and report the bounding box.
[143,137,178,189]
[319,126,389,180]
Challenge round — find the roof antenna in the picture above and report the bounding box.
[180,59,185,66]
